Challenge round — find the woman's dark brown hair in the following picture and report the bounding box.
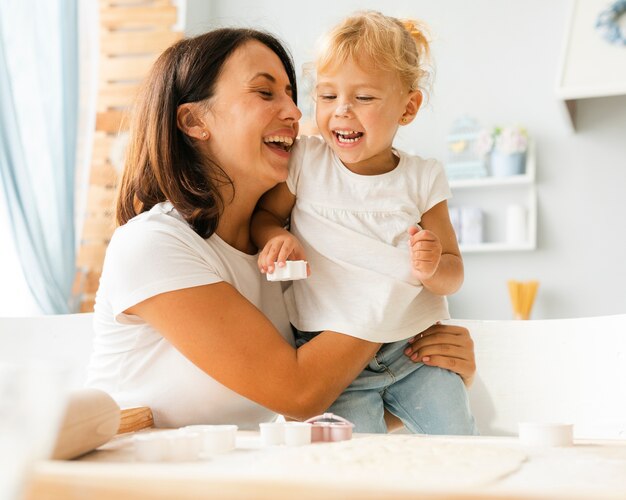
[116,28,298,237]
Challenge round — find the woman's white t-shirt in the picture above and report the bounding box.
[285,135,452,342]
[86,202,293,429]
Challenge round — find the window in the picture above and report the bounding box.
[0,187,39,316]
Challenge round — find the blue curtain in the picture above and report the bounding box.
[0,0,78,314]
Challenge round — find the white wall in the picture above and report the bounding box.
[188,0,626,320]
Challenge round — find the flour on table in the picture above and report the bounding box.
[248,435,527,491]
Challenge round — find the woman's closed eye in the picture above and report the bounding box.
[256,89,274,99]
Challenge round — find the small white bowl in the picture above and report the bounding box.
[518,422,574,447]
[184,425,238,454]
[134,433,169,462]
[164,430,202,461]
[134,430,202,462]
[283,422,312,446]
[259,422,285,446]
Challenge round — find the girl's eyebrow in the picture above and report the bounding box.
[249,72,293,93]
[316,79,383,90]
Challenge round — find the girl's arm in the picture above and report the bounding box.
[127,282,380,421]
[251,182,306,273]
[409,200,464,295]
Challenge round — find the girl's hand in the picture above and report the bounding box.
[408,226,442,281]
[403,323,476,387]
[258,234,307,274]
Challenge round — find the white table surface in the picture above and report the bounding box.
[27,431,626,500]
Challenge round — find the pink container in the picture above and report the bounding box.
[304,413,354,442]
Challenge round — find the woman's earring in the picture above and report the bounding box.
[201,131,208,139]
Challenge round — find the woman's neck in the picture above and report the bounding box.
[215,183,262,255]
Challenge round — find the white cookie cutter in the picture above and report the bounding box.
[305,413,354,442]
[259,422,285,446]
[518,422,574,447]
[266,260,308,281]
[259,421,313,446]
[134,430,202,462]
[184,424,237,454]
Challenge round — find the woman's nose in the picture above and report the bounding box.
[280,95,302,122]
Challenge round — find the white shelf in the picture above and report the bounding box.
[460,241,536,253]
[449,174,532,189]
[449,141,536,189]
[449,142,537,254]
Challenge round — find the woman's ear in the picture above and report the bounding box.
[177,103,209,140]
[399,90,423,126]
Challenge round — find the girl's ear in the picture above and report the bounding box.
[399,90,423,126]
[177,103,209,140]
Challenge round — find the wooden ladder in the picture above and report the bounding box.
[74,0,183,312]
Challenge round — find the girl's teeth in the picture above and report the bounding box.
[338,136,359,143]
[335,130,362,143]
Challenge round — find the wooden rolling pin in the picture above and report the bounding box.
[51,388,120,460]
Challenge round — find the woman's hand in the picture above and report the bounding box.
[403,323,476,387]
[258,233,308,274]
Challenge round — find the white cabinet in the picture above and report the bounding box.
[448,142,537,253]
[555,0,626,131]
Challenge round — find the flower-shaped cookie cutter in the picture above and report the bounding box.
[304,413,354,442]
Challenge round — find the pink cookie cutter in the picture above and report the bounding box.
[304,413,354,442]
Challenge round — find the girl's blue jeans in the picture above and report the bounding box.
[295,329,478,435]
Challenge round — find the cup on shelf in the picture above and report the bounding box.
[505,205,527,244]
[490,151,526,177]
[460,207,483,245]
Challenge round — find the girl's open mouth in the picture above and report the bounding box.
[334,130,363,144]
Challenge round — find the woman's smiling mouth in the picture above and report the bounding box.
[263,135,294,152]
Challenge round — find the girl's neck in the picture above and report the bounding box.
[342,148,400,176]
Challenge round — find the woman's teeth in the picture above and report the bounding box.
[263,136,294,151]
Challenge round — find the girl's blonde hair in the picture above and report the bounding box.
[316,11,433,97]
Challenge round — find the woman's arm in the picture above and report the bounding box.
[410,200,464,295]
[127,282,380,421]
